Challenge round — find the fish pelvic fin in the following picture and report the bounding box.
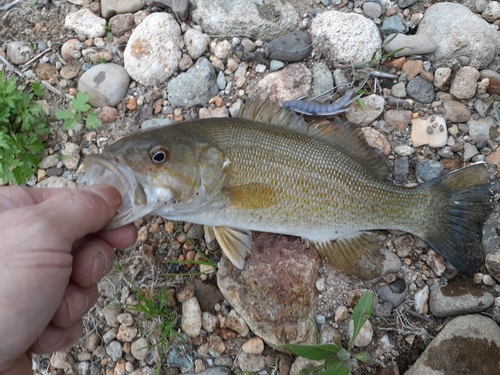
[308,232,381,276]
[421,163,497,275]
[206,226,252,269]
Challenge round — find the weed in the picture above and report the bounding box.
[281,292,374,375]
[0,72,50,184]
[56,92,102,130]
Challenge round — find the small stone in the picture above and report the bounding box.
[181,297,202,338]
[348,319,373,347]
[176,283,195,302]
[110,13,136,36]
[429,284,494,317]
[241,337,264,354]
[384,110,412,131]
[220,328,237,340]
[414,285,429,315]
[363,2,382,19]
[345,94,385,126]
[443,101,471,123]
[411,116,448,148]
[479,69,500,95]
[117,313,134,326]
[117,325,138,342]
[84,332,101,351]
[485,251,500,282]
[237,352,266,373]
[434,67,452,89]
[463,143,479,162]
[225,309,249,337]
[467,116,496,142]
[391,82,407,98]
[407,76,435,103]
[62,142,81,170]
[178,54,193,71]
[184,29,209,60]
[450,66,480,99]
[213,40,231,60]
[78,63,130,107]
[103,328,117,344]
[99,106,118,123]
[415,160,445,182]
[39,155,60,169]
[102,304,122,327]
[106,340,123,362]
[360,127,391,156]
[483,274,496,287]
[131,338,150,360]
[381,15,406,34]
[265,31,311,62]
[6,41,34,65]
[201,311,218,332]
[61,39,82,62]
[393,157,409,184]
[482,1,500,22]
[402,60,423,81]
[77,351,92,361]
[425,250,446,276]
[65,9,106,38]
[36,63,57,80]
[127,97,138,111]
[50,351,76,373]
[60,66,79,79]
[393,234,414,257]
[335,306,349,323]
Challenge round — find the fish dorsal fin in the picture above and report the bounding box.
[307,232,381,277]
[239,99,389,180]
[205,225,252,269]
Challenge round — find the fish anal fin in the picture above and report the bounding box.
[211,226,252,269]
[308,233,382,277]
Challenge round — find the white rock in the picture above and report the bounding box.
[310,10,381,65]
[482,1,500,22]
[78,63,130,107]
[184,29,209,60]
[411,116,448,148]
[6,41,34,65]
[201,311,219,333]
[62,142,81,170]
[334,306,349,323]
[124,13,182,86]
[50,351,76,374]
[450,66,480,99]
[117,325,138,342]
[414,285,429,315]
[345,94,386,126]
[39,154,60,169]
[131,337,150,360]
[434,67,452,89]
[242,337,264,354]
[348,319,373,348]
[65,9,106,38]
[35,176,77,189]
[117,312,134,326]
[225,309,250,337]
[213,40,232,60]
[181,297,202,338]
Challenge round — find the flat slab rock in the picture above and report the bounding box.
[429,284,494,317]
[404,314,500,375]
[217,232,320,348]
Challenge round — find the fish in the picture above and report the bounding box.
[85,99,497,275]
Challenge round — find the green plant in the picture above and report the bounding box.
[281,292,374,375]
[0,72,50,184]
[56,92,101,130]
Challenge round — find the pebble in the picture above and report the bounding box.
[393,157,409,184]
[381,15,406,35]
[363,2,382,19]
[117,325,138,342]
[241,337,264,354]
[6,41,34,65]
[415,160,445,182]
[434,67,452,89]
[106,340,123,362]
[101,0,146,19]
[450,66,480,99]
[270,59,285,71]
[257,63,311,104]
[225,309,250,337]
[265,30,311,62]
[131,338,150,361]
[124,13,182,86]
[117,313,134,326]
[377,279,407,308]
[78,63,130,107]
[429,284,494,317]
[62,142,81,170]
[60,66,78,79]
[360,127,391,156]
[50,351,76,374]
[406,76,435,103]
[167,57,219,107]
[39,155,60,169]
[402,60,423,81]
[437,146,453,159]
[480,69,500,95]
[65,8,106,38]
[383,33,437,57]
[100,106,118,123]
[463,142,479,161]
[35,62,57,80]
[482,274,496,287]
[411,116,448,148]
[141,118,173,130]
[181,297,202,338]
[334,306,349,323]
[485,251,500,282]
[443,100,471,123]
[167,345,194,372]
[102,305,122,327]
[345,94,386,126]
[201,311,218,332]
[348,319,373,347]
[237,352,266,372]
[110,13,136,36]
[467,116,496,142]
[384,110,412,131]
[425,250,446,276]
[390,82,407,98]
[482,1,500,22]
[414,285,429,315]
[311,63,334,103]
[84,332,101,351]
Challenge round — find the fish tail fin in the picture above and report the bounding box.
[421,163,497,275]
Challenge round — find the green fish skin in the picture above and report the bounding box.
[85,100,496,275]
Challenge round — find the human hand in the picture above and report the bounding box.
[0,185,138,375]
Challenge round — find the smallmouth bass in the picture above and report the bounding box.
[85,100,496,275]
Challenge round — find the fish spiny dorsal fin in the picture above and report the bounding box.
[239,99,390,180]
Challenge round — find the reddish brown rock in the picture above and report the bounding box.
[402,60,423,81]
[443,101,471,123]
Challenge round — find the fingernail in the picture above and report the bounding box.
[38,327,64,351]
[85,185,122,207]
[92,247,112,283]
[66,291,89,323]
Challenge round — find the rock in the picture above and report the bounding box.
[167,345,194,372]
[381,15,405,35]
[181,297,202,338]
[184,29,209,60]
[61,39,82,62]
[106,341,123,362]
[434,67,452,89]
[414,285,429,315]
[390,82,407,98]
[101,0,146,18]
[404,315,500,375]
[411,116,448,148]
[84,332,101,352]
[117,313,134,326]
[124,13,181,86]
[393,157,409,184]
[117,325,137,342]
[482,1,500,22]
[60,66,78,79]
[415,160,444,182]
[65,9,106,38]
[237,352,266,372]
[100,106,118,123]
[183,367,231,375]
[217,232,320,347]
[310,10,381,65]
[6,41,34,65]
[360,127,391,156]
[201,311,218,332]
[167,57,218,107]
[402,60,423,82]
[110,13,136,36]
[242,337,265,354]
[198,334,225,357]
[265,30,311,62]
[193,279,225,315]
[191,0,299,41]
[131,338,150,360]
[383,33,437,57]
[290,358,324,375]
[450,66,480,99]
[384,110,412,131]
[61,142,80,171]
[443,101,471,123]
[348,319,373,347]
[257,63,312,104]
[225,309,250,337]
[463,142,479,161]
[35,62,57,80]
[406,76,435,103]
[377,278,407,308]
[102,328,117,344]
[50,351,76,374]
[429,284,494,317]
[485,251,500,282]
[35,176,77,189]
[416,3,500,69]
[363,2,382,19]
[426,250,446,276]
[39,155,60,169]
[467,116,496,142]
[480,69,500,95]
[345,94,386,126]
[78,63,130,107]
[141,118,173,130]
[101,304,122,327]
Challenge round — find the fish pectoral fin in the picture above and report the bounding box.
[211,226,252,270]
[308,233,381,275]
[204,225,216,243]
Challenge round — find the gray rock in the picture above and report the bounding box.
[65,8,106,38]
[131,337,150,360]
[463,142,479,161]
[6,41,34,65]
[187,224,205,239]
[450,66,480,99]
[414,285,429,315]
[256,63,312,104]
[429,285,494,317]
[141,118,173,130]
[191,0,299,41]
[406,76,435,103]
[363,2,382,19]
[102,304,122,327]
[467,116,496,142]
[310,10,382,65]
[486,250,500,282]
[124,13,182,86]
[482,1,500,22]
[166,345,194,373]
[393,157,409,184]
[270,59,285,71]
[391,82,407,98]
[377,278,407,307]
[184,29,209,60]
[183,368,232,375]
[167,57,219,107]
[311,62,334,103]
[146,0,189,21]
[109,13,135,36]
[345,94,385,126]
[437,146,453,159]
[265,30,311,62]
[101,0,146,18]
[443,101,471,123]
[384,110,412,131]
[415,160,444,182]
[78,63,130,107]
[417,3,500,69]
[217,71,226,90]
[39,155,60,169]
[381,15,406,34]
[383,33,437,57]
[398,0,416,8]
[475,0,488,13]
[106,340,123,362]
[405,315,500,375]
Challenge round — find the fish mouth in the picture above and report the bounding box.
[85,154,148,229]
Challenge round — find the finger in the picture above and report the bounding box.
[31,320,83,354]
[72,238,115,287]
[51,284,98,328]
[95,223,138,249]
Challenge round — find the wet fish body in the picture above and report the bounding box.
[85,100,496,275]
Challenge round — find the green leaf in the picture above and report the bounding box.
[56,109,76,120]
[71,92,91,112]
[322,359,350,375]
[62,117,79,131]
[85,112,102,130]
[350,292,373,349]
[351,351,370,363]
[280,344,341,361]
[336,348,350,362]
[32,81,45,97]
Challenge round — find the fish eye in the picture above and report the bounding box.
[150,146,170,164]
